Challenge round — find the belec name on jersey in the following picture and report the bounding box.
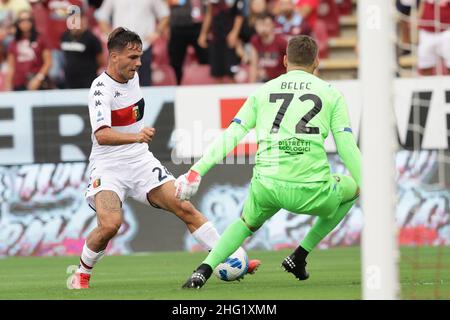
[281,81,312,90]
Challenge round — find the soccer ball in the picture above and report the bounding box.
[213,247,249,281]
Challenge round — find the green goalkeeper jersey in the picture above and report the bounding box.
[192,69,361,186]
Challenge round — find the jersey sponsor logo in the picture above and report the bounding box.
[111,98,145,127]
[114,91,122,98]
[278,137,311,155]
[93,90,103,96]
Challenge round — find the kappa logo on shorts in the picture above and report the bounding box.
[93,178,101,188]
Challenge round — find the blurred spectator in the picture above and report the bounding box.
[418,0,450,75]
[396,0,420,56]
[0,0,31,19]
[240,0,267,44]
[60,8,104,88]
[249,12,287,82]
[198,0,245,83]
[0,12,13,61]
[235,0,266,66]
[275,0,311,41]
[5,10,52,91]
[87,0,102,9]
[29,0,85,88]
[0,0,31,47]
[295,0,318,30]
[167,0,208,84]
[96,0,170,86]
[85,0,102,28]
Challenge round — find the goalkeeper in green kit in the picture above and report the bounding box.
[175,35,361,289]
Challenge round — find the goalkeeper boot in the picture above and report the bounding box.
[182,263,212,289]
[247,259,261,274]
[69,272,90,289]
[281,253,309,281]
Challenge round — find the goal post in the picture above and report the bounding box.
[358,0,400,299]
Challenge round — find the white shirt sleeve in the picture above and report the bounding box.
[88,85,112,133]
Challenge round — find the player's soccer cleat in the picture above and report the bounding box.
[69,272,91,289]
[281,254,310,281]
[182,264,212,289]
[247,259,261,275]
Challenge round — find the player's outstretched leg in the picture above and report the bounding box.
[148,181,260,275]
[182,218,253,289]
[69,191,122,289]
[283,175,359,281]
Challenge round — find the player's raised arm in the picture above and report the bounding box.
[330,92,362,187]
[175,95,258,200]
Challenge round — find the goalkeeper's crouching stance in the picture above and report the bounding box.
[175,35,361,289]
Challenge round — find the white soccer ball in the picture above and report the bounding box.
[213,247,249,281]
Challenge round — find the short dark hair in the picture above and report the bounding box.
[107,27,142,53]
[287,35,318,67]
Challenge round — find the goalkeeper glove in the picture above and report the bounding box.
[174,170,201,200]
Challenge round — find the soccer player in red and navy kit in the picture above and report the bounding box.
[69,28,260,289]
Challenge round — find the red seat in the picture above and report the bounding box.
[336,0,353,16]
[152,64,177,86]
[312,19,329,58]
[152,37,170,66]
[181,63,217,85]
[317,0,340,38]
[184,45,198,65]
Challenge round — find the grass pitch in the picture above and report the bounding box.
[0,246,448,300]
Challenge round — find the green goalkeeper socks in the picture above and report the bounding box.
[203,218,253,269]
[300,197,357,252]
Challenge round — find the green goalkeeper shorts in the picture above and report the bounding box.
[241,173,358,229]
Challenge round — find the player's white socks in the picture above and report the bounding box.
[78,243,105,275]
[192,221,220,251]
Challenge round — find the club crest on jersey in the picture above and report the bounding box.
[111,98,144,126]
[132,106,139,120]
[93,178,101,188]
